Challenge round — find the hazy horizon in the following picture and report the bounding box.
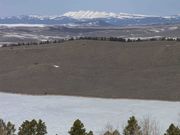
[0,0,180,17]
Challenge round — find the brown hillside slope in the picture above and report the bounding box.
[0,40,180,101]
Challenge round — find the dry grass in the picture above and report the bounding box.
[0,40,180,101]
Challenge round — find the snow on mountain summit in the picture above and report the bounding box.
[63,11,116,19]
[63,10,150,19]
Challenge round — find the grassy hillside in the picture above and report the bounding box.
[0,40,180,100]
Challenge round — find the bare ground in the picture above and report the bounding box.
[0,40,180,101]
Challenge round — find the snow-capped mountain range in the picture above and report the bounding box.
[1,11,180,27]
[63,10,151,19]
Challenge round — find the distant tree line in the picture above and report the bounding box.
[1,36,180,48]
[78,36,180,42]
[0,39,65,48]
[0,116,180,135]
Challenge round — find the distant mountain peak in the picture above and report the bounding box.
[63,10,153,19]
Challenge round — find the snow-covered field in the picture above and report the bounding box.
[0,92,180,135]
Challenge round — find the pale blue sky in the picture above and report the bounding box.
[0,0,180,17]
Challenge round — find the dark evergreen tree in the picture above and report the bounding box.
[18,119,47,135]
[123,116,142,135]
[36,120,47,135]
[164,124,180,135]
[69,119,93,135]
[69,119,86,135]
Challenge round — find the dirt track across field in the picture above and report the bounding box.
[0,40,180,101]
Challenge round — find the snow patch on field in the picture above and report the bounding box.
[53,65,60,68]
[0,24,46,27]
[0,92,180,135]
[169,26,178,30]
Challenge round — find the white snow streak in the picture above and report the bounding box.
[0,24,46,27]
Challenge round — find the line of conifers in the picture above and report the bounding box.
[0,116,179,135]
[1,36,180,48]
